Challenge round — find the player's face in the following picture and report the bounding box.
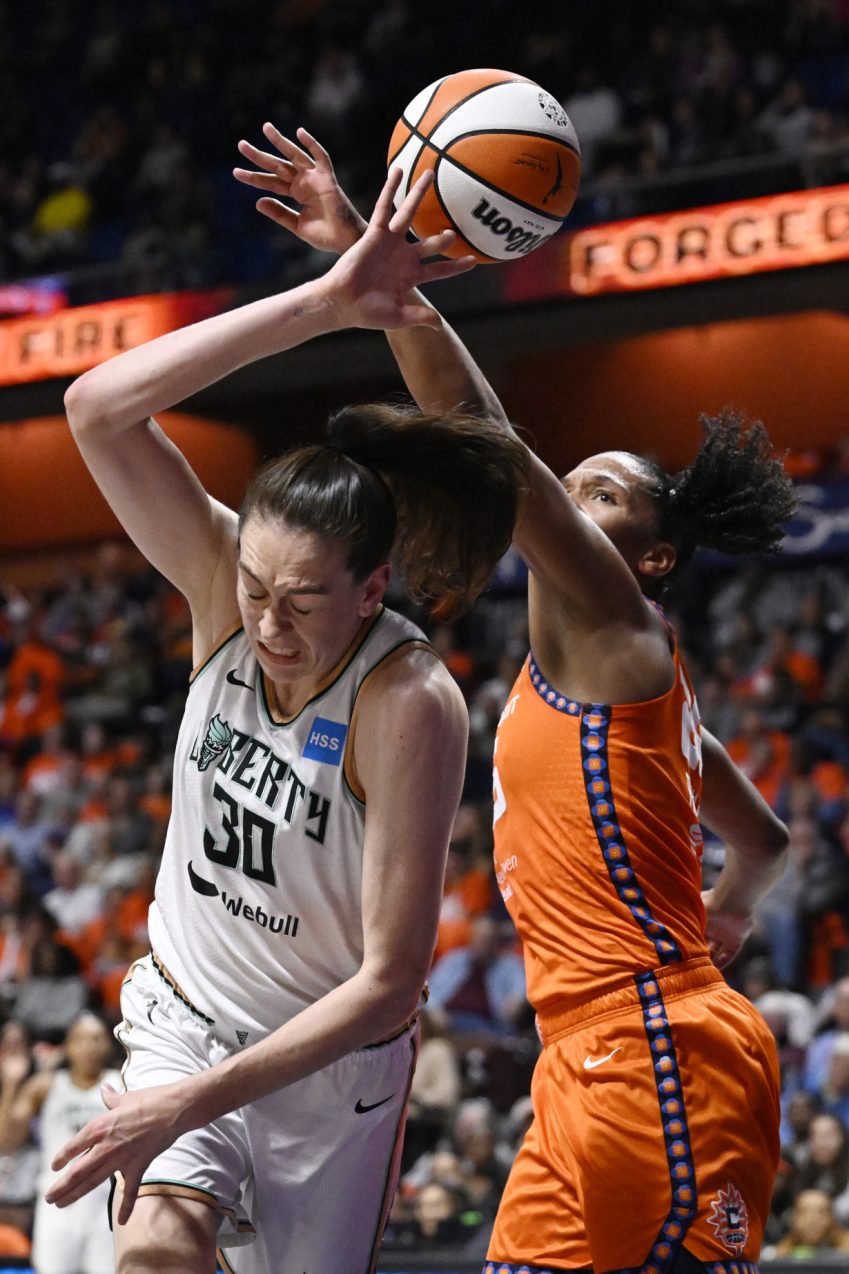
[237,516,388,698]
[562,451,670,578]
[65,1018,110,1075]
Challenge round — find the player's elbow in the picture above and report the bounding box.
[64,370,113,437]
[761,812,790,858]
[363,959,428,1035]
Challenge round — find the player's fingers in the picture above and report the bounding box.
[233,167,290,195]
[295,127,333,170]
[388,170,434,235]
[416,228,457,259]
[263,121,314,168]
[236,139,294,176]
[117,1173,140,1226]
[255,198,300,232]
[418,255,477,286]
[45,1149,107,1206]
[371,168,404,229]
[51,1126,95,1172]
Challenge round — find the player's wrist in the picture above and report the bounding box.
[330,202,367,254]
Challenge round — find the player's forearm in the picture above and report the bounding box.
[386,303,510,423]
[64,279,339,438]
[709,838,788,915]
[700,728,789,912]
[173,965,421,1132]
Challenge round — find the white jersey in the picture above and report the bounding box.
[38,1067,121,1191]
[148,607,432,1045]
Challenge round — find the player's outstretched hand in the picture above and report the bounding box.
[44,1081,188,1224]
[234,123,366,255]
[701,888,753,969]
[322,168,475,331]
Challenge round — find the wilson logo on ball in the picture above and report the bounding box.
[470,199,553,255]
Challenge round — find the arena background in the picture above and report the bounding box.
[3,1,849,1269]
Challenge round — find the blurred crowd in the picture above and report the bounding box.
[1,469,849,1259]
[4,0,849,298]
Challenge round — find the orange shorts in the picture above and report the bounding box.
[486,958,780,1274]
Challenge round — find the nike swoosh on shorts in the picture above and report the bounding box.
[583,1047,623,1070]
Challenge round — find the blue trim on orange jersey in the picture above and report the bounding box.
[485,1256,760,1272]
[528,654,684,965]
[484,1263,589,1273]
[604,1258,760,1274]
[616,970,700,1274]
[527,655,582,716]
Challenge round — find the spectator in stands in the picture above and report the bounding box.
[0,790,53,879]
[42,851,103,938]
[428,915,527,1039]
[0,1012,119,1274]
[805,977,849,1095]
[792,815,849,989]
[448,1097,511,1224]
[434,805,493,962]
[405,1003,458,1166]
[0,1022,38,1245]
[758,77,817,152]
[384,1180,472,1252]
[791,1112,849,1225]
[820,1039,849,1128]
[12,907,88,1043]
[772,1187,849,1257]
[0,620,65,758]
[563,65,623,173]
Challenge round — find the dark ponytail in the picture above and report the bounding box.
[640,408,797,588]
[240,402,529,619]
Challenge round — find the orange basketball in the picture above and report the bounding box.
[387,68,581,264]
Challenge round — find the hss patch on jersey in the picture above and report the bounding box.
[302,717,348,765]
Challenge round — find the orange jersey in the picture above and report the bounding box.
[493,630,708,1016]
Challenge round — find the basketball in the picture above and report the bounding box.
[387,68,581,264]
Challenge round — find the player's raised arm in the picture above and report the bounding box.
[64,167,474,659]
[234,125,647,627]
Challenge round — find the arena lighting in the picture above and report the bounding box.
[0,287,233,386]
[512,183,849,298]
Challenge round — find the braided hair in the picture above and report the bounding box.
[636,408,797,593]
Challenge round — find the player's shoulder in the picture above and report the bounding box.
[361,642,466,726]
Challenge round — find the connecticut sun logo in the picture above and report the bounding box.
[708,1182,749,1253]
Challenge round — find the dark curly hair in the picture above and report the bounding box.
[634,408,797,594]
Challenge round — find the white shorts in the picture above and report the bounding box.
[32,1186,115,1274]
[118,956,418,1274]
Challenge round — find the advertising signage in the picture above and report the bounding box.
[507,184,849,301]
[0,288,233,386]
